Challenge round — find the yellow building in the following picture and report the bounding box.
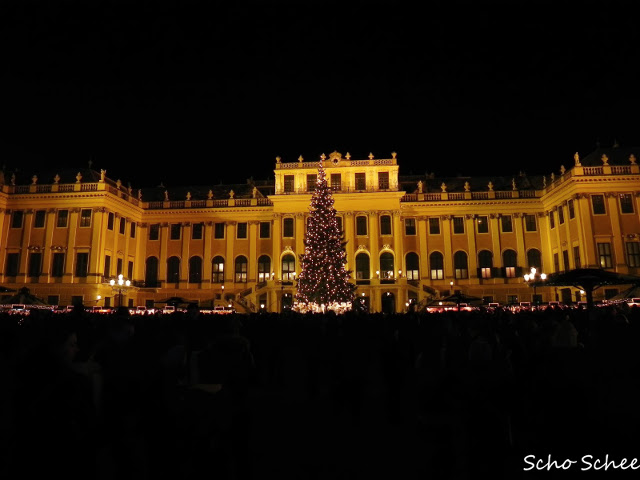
[1,147,639,313]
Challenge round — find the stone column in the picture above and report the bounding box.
[135,223,147,283]
[64,209,80,280]
[465,214,478,282]
[606,192,626,268]
[442,216,453,281]
[181,222,191,287]
[88,208,107,283]
[225,222,236,283]
[392,210,404,276]
[41,209,56,281]
[272,214,282,279]
[18,210,34,281]
[203,221,213,287]
[574,194,595,267]
[158,223,169,285]
[249,221,258,282]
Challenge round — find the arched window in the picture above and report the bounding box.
[145,256,158,287]
[235,256,248,283]
[478,250,493,279]
[212,256,224,283]
[380,252,395,280]
[503,249,517,278]
[405,252,419,281]
[355,252,370,280]
[258,255,271,282]
[167,256,180,283]
[527,249,542,270]
[430,251,444,280]
[282,254,296,282]
[454,251,468,279]
[189,256,202,283]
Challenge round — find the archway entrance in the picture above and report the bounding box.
[381,291,395,314]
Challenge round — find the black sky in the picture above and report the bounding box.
[2,0,639,188]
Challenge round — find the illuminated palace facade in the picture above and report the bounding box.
[1,147,639,313]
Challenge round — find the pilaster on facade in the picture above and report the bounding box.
[18,210,33,282]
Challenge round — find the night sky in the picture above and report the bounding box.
[2,0,639,188]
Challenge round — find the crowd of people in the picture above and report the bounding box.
[1,302,639,479]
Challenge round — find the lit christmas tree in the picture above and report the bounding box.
[295,154,356,313]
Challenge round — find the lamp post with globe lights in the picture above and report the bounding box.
[524,267,546,305]
[109,274,131,308]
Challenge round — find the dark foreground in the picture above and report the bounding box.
[2,305,640,480]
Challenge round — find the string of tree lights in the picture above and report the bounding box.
[294,155,356,313]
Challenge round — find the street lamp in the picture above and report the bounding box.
[109,274,131,307]
[523,267,546,304]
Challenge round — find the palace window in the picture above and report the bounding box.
[476,215,488,234]
[170,223,181,240]
[189,256,202,283]
[378,171,389,190]
[34,210,46,228]
[283,218,294,237]
[527,249,542,270]
[558,206,565,224]
[574,246,581,268]
[5,253,19,276]
[454,251,468,279]
[429,217,440,235]
[283,175,294,193]
[57,210,68,228]
[620,193,634,214]
[260,222,271,238]
[130,222,136,238]
[380,252,395,280]
[214,222,225,239]
[237,222,248,239]
[478,250,493,278]
[282,254,296,282]
[331,173,341,191]
[598,242,613,268]
[524,214,537,232]
[11,211,23,228]
[307,174,316,192]
[591,194,606,215]
[235,256,248,283]
[500,215,512,233]
[430,252,444,280]
[405,252,419,281]
[355,173,366,190]
[107,212,114,230]
[191,223,203,239]
[167,256,180,283]
[149,224,160,240]
[119,217,126,234]
[258,255,271,282]
[568,199,575,219]
[627,242,640,267]
[503,249,517,278]
[80,209,92,227]
[405,218,416,236]
[453,216,464,234]
[28,253,42,277]
[75,252,89,278]
[355,253,370,280]
[549,211,555,229]
[212,256,224,283]
[380,215,391,235]
[356,215,368,236]
[51,253,65,278]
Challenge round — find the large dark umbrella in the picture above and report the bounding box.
[443,292,483,310]
[156,296,196,306]
[0,286,49,307]
[531,268,640,309]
